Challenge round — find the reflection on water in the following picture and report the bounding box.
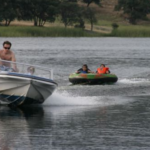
[0,106,31,150]
[0,96,150,150]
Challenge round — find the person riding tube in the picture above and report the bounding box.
[96,64,110,74]
[76,64,93,74]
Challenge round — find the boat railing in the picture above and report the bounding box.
[0,59,53,79]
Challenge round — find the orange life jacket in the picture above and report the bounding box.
[97,67,109,74]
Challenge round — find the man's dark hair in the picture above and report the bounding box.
[3,41,12,47]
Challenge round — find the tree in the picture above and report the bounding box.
[0,0,17,26]
[15,0,33,21]
[83,7,97,31]
[82,0,101,7]
[59,1,81,27]
[74,6,85,29]
[115,0,150,24]
[17,0,59,26]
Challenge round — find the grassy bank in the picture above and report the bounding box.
[1,25,150,37]
[0,26,103,37]
[109,25,150,37]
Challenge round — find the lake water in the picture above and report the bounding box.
[0,37,150,150]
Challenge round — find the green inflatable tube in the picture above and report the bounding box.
[69,73,118,85]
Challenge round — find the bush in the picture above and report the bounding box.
[112,23,119,30]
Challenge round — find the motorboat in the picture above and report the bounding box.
[69,73,118,85]
[0,60,57,106]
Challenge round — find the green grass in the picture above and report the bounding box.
[96,20,113,26]
[0,26,103,37]
[1,25,150,37]
[109,25,150,37]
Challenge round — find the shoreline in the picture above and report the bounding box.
[0,25,150,37]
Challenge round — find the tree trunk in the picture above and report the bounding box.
[41,20,46,26]
[38,18,41,26]
[65,23,67,28]
[91,21,93,31]
[38,19,45,27]
[8,20,11,26]
[34,17,38,26]
[5,19,10,26]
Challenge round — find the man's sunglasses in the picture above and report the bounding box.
[4,47,10,50]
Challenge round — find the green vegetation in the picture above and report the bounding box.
[1,25,150,37]
[109,25,150,37]
[115,0,150,24]
[1,0,150,37]
[0,0,101,32]
[0,26,103,37]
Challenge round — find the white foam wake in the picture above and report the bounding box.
[43,90,133,107]
[118,78,150,84]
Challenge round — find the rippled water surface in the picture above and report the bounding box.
[0,37,150,150]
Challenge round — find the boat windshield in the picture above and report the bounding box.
[0,60,53,79]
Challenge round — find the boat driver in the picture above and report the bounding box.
[76,64,93,74]
[0,41,18,72]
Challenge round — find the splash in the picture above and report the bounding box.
[43,90,133,107]
[118,78,150,84]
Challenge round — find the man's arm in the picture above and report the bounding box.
[0,50,3,66]
[11,52,18,72]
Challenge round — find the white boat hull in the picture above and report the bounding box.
[0,72,57,106]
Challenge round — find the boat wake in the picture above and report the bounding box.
[43,90,134,107]
[118,78,150,84]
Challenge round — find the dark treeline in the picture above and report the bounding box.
[115,0,150,24]
[0,0,150,29]
[0,0,100,31]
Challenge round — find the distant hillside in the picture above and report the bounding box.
[79,0,150,25]
[79,0,122,22]
[10,0,150,35]
[9,0,125,34]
